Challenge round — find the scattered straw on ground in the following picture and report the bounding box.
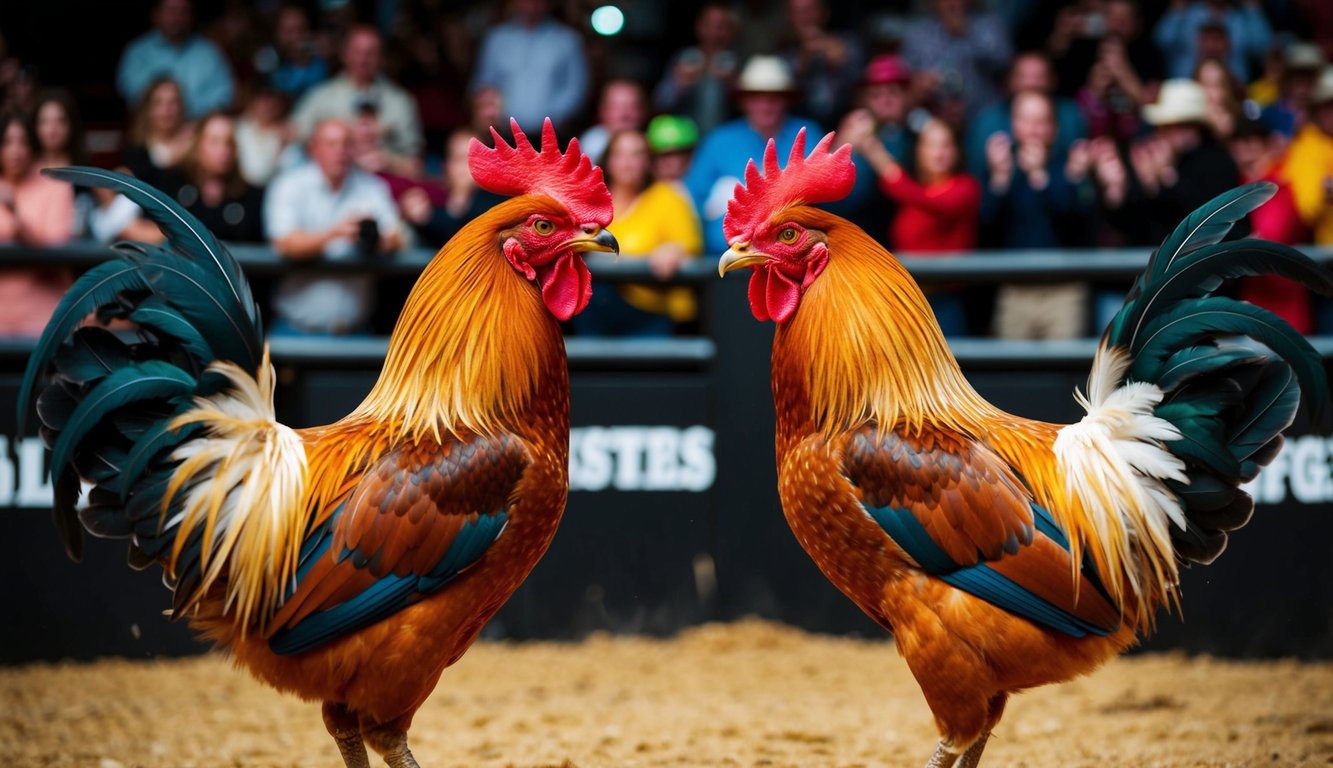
[3,620,1332,767]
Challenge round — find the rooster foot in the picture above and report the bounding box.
[323,702,370,768]
[923,731,991,768]
[365,726,422,768]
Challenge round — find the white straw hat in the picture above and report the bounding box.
[736,55,797,94]
[1314,66,1333,105]
[1143,78,1209,126]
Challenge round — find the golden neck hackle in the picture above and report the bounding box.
[348,197,563,443]
[775,208,998,438]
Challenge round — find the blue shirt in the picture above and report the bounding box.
[900,12,1013,120]
[116,31,235,118]
[471,18,590,129]
[1153,3,1272,81]
[980,158,1093,249]
[683,116,823,255]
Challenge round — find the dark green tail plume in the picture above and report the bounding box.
[17,168,264,563]
[1102,180,1333,565]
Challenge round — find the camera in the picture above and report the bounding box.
[356,218,379,259]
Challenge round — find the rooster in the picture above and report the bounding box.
[18,118,617,768]
[717,130,1333,768]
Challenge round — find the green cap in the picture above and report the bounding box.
[646,115,700,154]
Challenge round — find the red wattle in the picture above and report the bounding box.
[538,252,592,321]
[746,266,802,323]
[746,268,771,322]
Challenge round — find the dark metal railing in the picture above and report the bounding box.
[2,240,1330,370]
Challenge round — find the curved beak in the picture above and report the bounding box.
[718,242,767,276]
[569,227,620,255]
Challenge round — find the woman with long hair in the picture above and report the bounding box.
[158,112,265,242]
[846,113,981,335]
[123,76,193,186]
[1194,57,1243,141]
[571,128,702,336]
[32,89,86,169]
[0,111,75,336]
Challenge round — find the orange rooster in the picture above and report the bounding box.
[718,131,1333,768]
[18,119,617,768]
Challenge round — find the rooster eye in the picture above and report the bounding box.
[778,227,799,244]
[533,219,555,236]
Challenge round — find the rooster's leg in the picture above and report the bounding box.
[322,702,369,768]
[924,741,959,768]
[952,731,990,768]
[365,723,422,768]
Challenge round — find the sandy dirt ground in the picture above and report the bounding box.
[2,620,1332,768]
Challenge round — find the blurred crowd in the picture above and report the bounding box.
[1,0,1332,339]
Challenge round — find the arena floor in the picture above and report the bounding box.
[2,620,1331,768]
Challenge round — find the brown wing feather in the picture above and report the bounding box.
[842,426,1035,565]
[841,424,1121,634]
[269,434,529,634]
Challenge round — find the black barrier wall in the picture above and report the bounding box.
[2,249,1331,662]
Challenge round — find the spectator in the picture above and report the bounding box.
[122,77,194,188]
[1153,0,1272,82]
[645,114,699,183]
[267,5,329,101]
[291,25,424,170]
[264,119,404,337]
[572,129,702,337]
[116,0,235,119]
[1248,46,1285,108]
[471,0,590,131]
[580,79,649,167]
[235,85,293,187]
[843,113,979,336]
[834,55,917,246]
[1282,67,1333,252]
[157,113,265,243]
[857,55,916,170]
[653,3,740,135]
[777,0,864,126]
[900,0,1013,121]
[684,55,820,255]
[1075,33,1152,143]
[1115,78,1240,245]
[32,89,86,169]
[1228,118,1313,333]
[32,90,91,239]
[0,112,74,338]
[982,90,1095,340]
[384,3,472,154]
[1261,42,1325,137]
[467,86,507,141]
[400,128,506,246]
[1194,57,1242,140]
[348,101,424,180]
[966,51,1088,181]
[1049,0,1163,98]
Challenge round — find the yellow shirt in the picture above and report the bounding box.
[1281,124,1333,244]
[612,181,703,321]
[1246,77,1279,108]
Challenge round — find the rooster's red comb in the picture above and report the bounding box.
[723,129,855,243]
[468,118,612,227]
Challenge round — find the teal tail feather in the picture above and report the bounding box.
[1102,181,1333,564]
[17,168,263,585]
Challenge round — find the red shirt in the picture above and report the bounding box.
[1240,168,1313,333]
[879,171,981,254]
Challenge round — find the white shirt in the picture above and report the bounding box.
[264,163,402,333]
